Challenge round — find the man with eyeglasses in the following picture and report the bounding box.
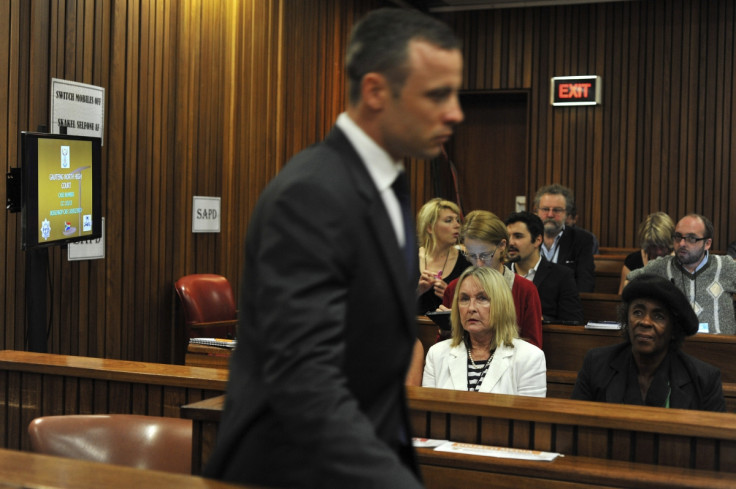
[533,184,596,293]
[627,214,736,335]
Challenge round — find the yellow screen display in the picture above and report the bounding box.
[36,138,95,243]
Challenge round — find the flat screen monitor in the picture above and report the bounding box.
[20,132,102,249]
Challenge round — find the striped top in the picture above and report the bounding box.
[466,355,493,391]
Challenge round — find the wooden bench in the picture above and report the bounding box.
[593,254,626,294]
[547,369,736,412]
[580,292,621,322]
[407,386,736,472]
[417,447,736,489]
[0,350,228,451]
[182,390,736,487]
[542,324,736,383]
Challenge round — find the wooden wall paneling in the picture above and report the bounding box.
[103,0,126,360]
[713,0,734,243]
[136,0,152,363]
[589,7,605,240]
[20,372,41,451]
[719,441,736,472]
[121,0,140,362]
[626,2,643,248]
[511,419,532,450]
[0,1,17,351]
[480,417,511,447]
[0,371,6,448]
[532,421,553,452]
[658,434,693,471]
[576,425,609,459]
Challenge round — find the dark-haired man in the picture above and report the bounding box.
[205,8,463,488]
[506,211,584,323]
[627,214,736,335]
[534,184,596,292]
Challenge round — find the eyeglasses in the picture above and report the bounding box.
[458,295,491,307]
[673,233,708,245]
[462,249,496,264]
[537,207,566,215]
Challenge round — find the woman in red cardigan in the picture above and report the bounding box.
[441,210,543,349]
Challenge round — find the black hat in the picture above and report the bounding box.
[621,274,699,336]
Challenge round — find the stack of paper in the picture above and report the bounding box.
[585,321,622,330]
[189,338,237,349]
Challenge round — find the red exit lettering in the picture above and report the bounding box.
[558,83,592,99]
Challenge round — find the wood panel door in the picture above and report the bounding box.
[447,92,528,220]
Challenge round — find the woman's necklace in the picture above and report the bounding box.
[467,347,495,368]
[425,247,451,278]
[467,347,495,392]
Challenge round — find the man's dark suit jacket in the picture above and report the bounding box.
[571,343,726,412]
[203,127,422,488]
[555,226,596,293]
[532,256,584,323]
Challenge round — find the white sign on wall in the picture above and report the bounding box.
[192,196,221,233]
[50,78,105,144]
[68,218,106,261]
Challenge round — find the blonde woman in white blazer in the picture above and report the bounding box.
[423,266,547,396]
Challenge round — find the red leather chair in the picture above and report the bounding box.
[28,414,193,474]
[173,274,237,363]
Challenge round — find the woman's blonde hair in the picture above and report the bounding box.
[639,212,675,251]
[449,266,518,348]
[416,198,461,255]
[461,210,509,263]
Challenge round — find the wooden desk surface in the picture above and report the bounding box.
[0,350,229,389]
[0,448,251,489]
[417,447,736,489]
[185,344,233,369]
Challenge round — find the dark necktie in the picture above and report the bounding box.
[392,172,415,277]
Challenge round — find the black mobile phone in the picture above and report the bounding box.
[426,310,451,331]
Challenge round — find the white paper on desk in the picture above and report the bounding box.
[585,321,622,330]
[412,437,449,448]
[433,441,562,461]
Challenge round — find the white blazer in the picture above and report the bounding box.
[422,338,547,397]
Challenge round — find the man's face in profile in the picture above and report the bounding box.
[381,40,464,161]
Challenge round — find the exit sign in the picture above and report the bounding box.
[550,76,601,106]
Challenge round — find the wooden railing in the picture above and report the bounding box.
[0,350,228,451]
[407,386,736,473]
[182,389,736,487]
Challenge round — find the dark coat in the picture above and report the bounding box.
[204,127,422,488]
[556,226,596,293]
[571,342,726,412]
[533,256,584,323]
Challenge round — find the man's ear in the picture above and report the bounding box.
[705,238,713,251]
[360,73,390,111]
[533,234,543,248]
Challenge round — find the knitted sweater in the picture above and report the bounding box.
[627,254,736,334]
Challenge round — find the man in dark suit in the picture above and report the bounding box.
[506,211,584,323]
[203,9,463,489]
[533,184,596,292]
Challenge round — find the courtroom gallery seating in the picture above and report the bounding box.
[173,274,238,364]
[28,414,194,474]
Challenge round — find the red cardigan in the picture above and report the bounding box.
[442,273,543,349]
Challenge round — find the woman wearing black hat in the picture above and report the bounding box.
[572,274,725,411]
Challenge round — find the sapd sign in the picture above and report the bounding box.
[192,196,221,233]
